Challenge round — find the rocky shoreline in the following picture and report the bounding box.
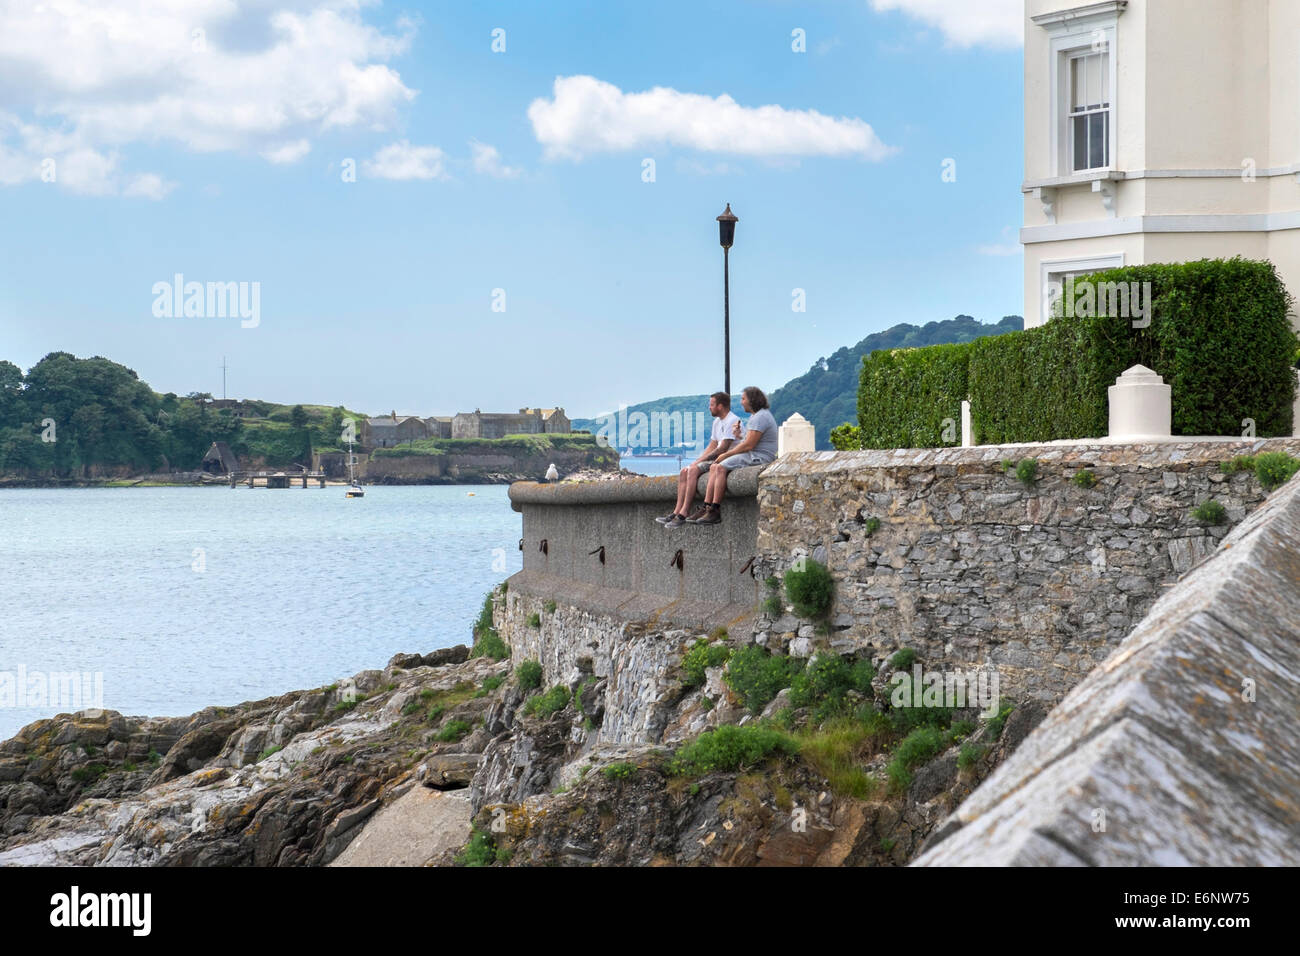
[0,605,1044,867]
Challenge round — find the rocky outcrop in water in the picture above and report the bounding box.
[0,647,502,866]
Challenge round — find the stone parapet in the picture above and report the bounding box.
[913,468,1300,866]
[755,439,1300,702]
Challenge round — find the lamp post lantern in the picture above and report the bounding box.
[716,203,738,395]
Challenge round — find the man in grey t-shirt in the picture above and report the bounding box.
[689,385,778,525]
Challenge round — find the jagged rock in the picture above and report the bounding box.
[422,646,470,668]
[421,754,481,789]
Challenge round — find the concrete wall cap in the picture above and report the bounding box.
[508,464,765,511]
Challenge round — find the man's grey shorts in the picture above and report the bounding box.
[721,452,774,470]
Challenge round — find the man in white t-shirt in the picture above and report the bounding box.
[658,392,739,528]
[690,385,777,525]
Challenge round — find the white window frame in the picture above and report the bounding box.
[1040,252,1125,323]
[1066,48,1111,172]
[1034,3,1125,178]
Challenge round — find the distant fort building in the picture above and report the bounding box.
[360,408,568,448]
[362,414,432,449]
[452,408,570,440]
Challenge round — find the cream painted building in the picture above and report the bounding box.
[1022,0,1300,327]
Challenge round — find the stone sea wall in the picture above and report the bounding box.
[754,439,1300,702]
[913,467,1300,866]
[505,439,1300,707]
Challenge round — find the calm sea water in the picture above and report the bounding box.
[0,485,525,740]
[620,455,688,477]
[0,457,674,739]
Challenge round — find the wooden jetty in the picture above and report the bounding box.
[229,470,328,489]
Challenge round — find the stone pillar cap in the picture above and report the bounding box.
[782,413,810,424]
[1116,364,1165,385]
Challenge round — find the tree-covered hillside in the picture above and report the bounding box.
[572,315,1023,450]
[0,352,364,478]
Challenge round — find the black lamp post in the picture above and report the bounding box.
[716,203,738,395]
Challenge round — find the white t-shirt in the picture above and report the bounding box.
[710,412,741,448]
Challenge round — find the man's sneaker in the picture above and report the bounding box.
[664,514,686,528]
[684,505,709,522]
[654,512,678,524]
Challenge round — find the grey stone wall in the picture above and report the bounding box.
[912,468,1300,866]
[756,439,1300,703]
[510,466,765,616]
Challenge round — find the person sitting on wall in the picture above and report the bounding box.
[658,391,740,529]
[690,385,778,525]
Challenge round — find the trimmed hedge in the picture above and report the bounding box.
[858,342,972,449]
[968,311,1124,443]
[858,258,1297,446]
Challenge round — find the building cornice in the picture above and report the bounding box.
[1031,1,1128,31]
[1021,210,1300,244]
[1023,164,1300,191]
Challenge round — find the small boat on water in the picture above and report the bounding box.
[345,439,364,498]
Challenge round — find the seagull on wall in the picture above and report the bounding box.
[545,463,559,482]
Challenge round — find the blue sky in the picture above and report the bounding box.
[0,0,1024,419]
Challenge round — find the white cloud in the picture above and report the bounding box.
[0,0,416,195]
[469,140,521,178]
[0,113,172,198]
[124,173,177,200]
[676,158,743,177]
[869,0,1023,49]
[362,140,447,180]
[262,140,312,164]
[527,75,896,161]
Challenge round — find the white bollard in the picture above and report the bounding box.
[961,399,972,447]
[778,412,817,455]
[1108,364,1172,439]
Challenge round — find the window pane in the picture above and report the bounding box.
[1074,115,1089,169]
[1099,50,1109,106]
[1089,112,1107,167]
[1072,56,1086,110]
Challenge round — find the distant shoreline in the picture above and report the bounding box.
[0,477,514,489]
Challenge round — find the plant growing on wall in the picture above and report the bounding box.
[526,612,541,629]
[784,558,835,619]
[1015,458,1038,486]
[762,576,784,617]
[516,660,543,691]
[1220,451,1300,492]
[1252,451,1300,492]
[1072,468,1097,488]
[1192,500,1227,525]
[682,639,732,689]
